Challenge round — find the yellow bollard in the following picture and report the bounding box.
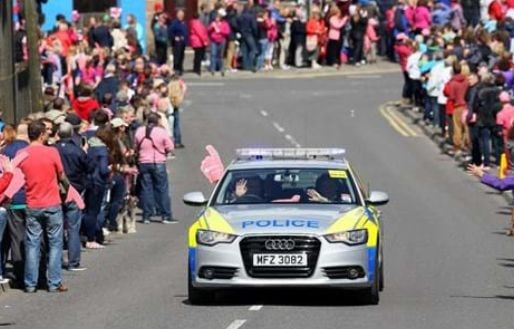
[499,153,508,179]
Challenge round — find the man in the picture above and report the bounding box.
[90,15,114,49]
[135,113,175,224]
[238,4,258,71]
[95,64,120,102]
[55,122,95,271]
[19,120,68,293]
[444,62,469,157]
[465,72,482,166]
[154,14,169,66]
[168,10,188,75]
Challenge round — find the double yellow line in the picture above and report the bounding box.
[379,105,418,137]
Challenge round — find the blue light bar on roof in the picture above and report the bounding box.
[235,148,346,161]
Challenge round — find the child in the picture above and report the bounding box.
[167,74,187,148]
[365,17,379,64]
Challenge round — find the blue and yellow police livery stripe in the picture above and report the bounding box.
[188,208,235,277]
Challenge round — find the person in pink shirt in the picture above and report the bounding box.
[413,0,432,32]
[326,6,348,67]
[208,9,231,76]
[497,91,514,143]
[365,17,379,63]
[189,13,209,76]
[135,112,175,224]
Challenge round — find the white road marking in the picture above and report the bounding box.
[284,134,294,141]
[240,93,252,99]
[226,319,247,329]
[273,122,285,133]
[187,82,225,86]
[260,110,269,117]
[249,305,263,311]
[348,74,382,78]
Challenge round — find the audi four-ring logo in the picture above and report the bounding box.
[264,239,295,250]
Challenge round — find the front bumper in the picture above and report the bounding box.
[190,234,375,289]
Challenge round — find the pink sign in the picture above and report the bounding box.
[200,145,224,184]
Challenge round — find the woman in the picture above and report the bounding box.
[208,9,231,76]
[326,6,348,67]
[305,8,325,69]
[265,14,278,70]
[278,6,292,70]
[289,10,306,67]
[412,0,432,33]
[256,11,271,71]
[351,5,368,66]
[83,126,112,249]
[189,13,209,76]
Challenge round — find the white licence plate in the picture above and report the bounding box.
[253,253,307,267]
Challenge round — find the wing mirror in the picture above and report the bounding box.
[183,192,208,207]
[366,191,389,206]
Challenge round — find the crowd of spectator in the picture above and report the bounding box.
[2,3,193,292]
[392,0,514,234]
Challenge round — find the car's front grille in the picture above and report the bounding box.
[198,266,238,280]
[323,266,365,279]
[240,236,321,278]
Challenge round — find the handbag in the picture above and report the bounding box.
[461,109,476,124]
[306,35,318,52]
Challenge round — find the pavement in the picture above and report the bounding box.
[1,72,514,329]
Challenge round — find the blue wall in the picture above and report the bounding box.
[41,0,147,50]
[42,0,73,32]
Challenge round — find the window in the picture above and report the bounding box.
[73,0,117,13]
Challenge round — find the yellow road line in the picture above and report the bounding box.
[379,106,410,137]
[384,107,418,137]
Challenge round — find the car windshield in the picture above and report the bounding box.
[213,168,360,205]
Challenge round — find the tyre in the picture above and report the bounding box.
[188,270,215,305]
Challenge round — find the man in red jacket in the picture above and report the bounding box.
[71,85,100,121]
[444,62,469,156]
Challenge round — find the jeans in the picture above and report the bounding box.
[24,206,64,291]
[107,173,126,230]
[479,126,492,166]
[0,208,8,277]
[63,202,81,268]
[173,108,182,145]
[193,47,205,75]
[424,96,438,124]
[6,208,26,283]
[210,41,226,73]
[469,125,482,165]
[83,185,107,242]
[257,39,268,70]
[139,163,172,221]
[172,41,186,74]
[279,37,290,68]
[241,35,257,71]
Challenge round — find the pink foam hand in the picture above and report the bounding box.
[200,145,224,184]
[271,195,301,203]
[66,185,85,209]
[3,168,25,199]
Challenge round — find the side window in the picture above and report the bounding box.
[350,166,369,200]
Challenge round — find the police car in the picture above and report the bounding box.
[183,148,389,305]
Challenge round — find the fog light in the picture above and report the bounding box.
[348,268,360,279]
[203,269,214,280]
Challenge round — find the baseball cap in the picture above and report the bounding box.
[111,117,128,128]
[45,110,66,125]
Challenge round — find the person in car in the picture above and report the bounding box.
[307,174,350,203]
[233,177,264,203]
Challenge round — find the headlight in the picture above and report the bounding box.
[324,229,368,245]
[196,230,237,246]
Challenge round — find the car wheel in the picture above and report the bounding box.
[188,270,215,305]
[363,253,380,305]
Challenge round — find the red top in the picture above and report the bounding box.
[18,145,64,209]
[0,172,13,196]
[394,44,412,72]
[72,97,100,121]
[189,19,209,48]
[444,74,469,114]
[489,0,505,21]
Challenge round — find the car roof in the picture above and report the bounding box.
[228,160,350,171]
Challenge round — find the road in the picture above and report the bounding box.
[2,72,514,329]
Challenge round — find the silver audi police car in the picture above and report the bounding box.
[184,148,389,305]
